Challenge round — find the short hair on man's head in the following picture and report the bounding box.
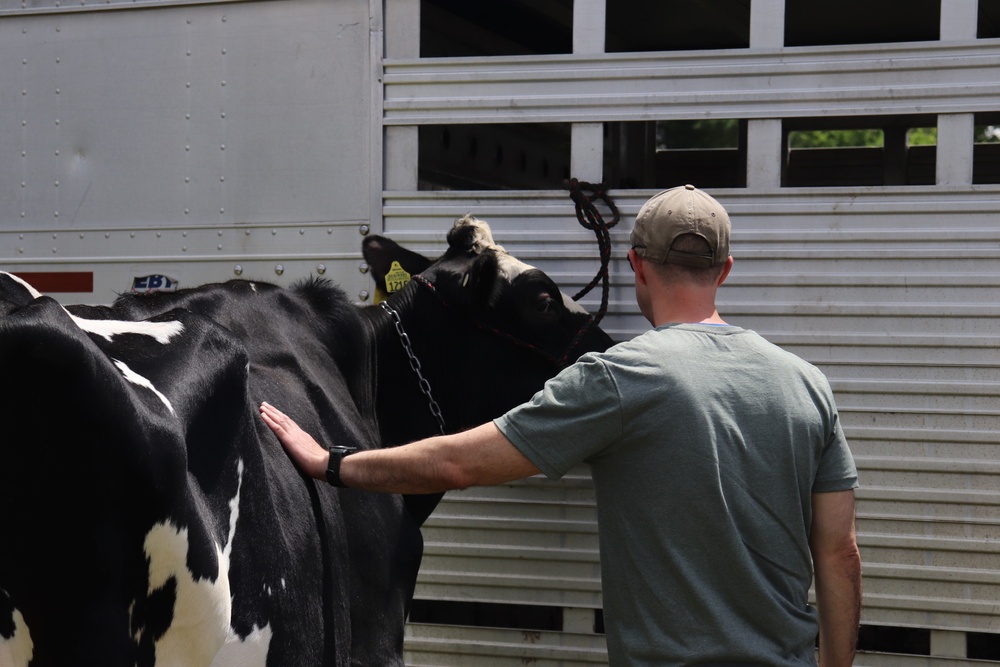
[646,233,725,285]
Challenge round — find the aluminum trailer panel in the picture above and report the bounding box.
[0,0,377,303]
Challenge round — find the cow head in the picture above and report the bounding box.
[363,215,613,447]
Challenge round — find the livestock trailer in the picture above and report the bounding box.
[2,0,999,664]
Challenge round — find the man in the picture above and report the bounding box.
[260,184,861,667]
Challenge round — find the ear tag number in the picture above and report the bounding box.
[384,261,411,294]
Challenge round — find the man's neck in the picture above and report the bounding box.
[649,287,726,327]
[652,313,728,327]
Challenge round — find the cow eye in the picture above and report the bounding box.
[535,294,556,314]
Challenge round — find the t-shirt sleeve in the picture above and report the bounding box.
[494,355,622,480]
[812,412,860,493]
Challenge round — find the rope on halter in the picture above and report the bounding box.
[566,178,620,327]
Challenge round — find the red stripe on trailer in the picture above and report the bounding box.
[13,272,94,293]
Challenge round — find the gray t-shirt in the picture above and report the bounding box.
[495,323,858,667]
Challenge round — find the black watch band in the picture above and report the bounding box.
[326,445,359,487]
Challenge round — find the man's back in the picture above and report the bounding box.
[497,323,858,666]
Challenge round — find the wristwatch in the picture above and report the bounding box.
[326,445,359,487]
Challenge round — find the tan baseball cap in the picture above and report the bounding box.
[629,184,731,268]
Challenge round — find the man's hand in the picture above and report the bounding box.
[260,402,329,480]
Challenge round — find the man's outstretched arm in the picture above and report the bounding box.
[259,401,540,494]
[809,489,862,667]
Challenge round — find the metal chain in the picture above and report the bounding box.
[380,301,446,435]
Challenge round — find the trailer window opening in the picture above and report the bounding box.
[785,0,940,47]
[604,119,746,190]
[408,600,567,632]
[418,123,570,191]
[978,0,1000,38]
[782,115,941,187]
[974,112,1000,184]
[604,0,749,53]
[420,0,573,58]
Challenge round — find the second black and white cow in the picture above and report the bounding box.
[0,216,611,667]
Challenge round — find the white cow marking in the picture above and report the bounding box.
[212,458,273,667]
[211,625,273,667]
[140,522,231,667]
[139,459,270,667]
[112,359,175,416]
[70,316,184,345]
[222,460,243,563]
[0,601,33,667]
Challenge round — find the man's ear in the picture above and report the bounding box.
[632,250,651,288]
[717,256,735,287]
[362,235,433,296]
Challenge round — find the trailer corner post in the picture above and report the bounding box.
[936,114,975,186]
[572,0,605,55]
[746,119,784,190]
[369,0,386,238]
[749,0,786,49]
[562,607,596,634]
[931,630,968,659]
[745,0,786,190]
[569,0,606,186]
[940,0,978,41]
[383,0,419,193]
[571,124,605,185]
[936,0,977,190]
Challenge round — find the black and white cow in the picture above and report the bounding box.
[0,216,611,667]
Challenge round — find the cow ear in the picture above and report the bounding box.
[362,236,432,287]
[455,251,500,308]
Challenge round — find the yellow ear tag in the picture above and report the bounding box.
[384,261,412,294]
